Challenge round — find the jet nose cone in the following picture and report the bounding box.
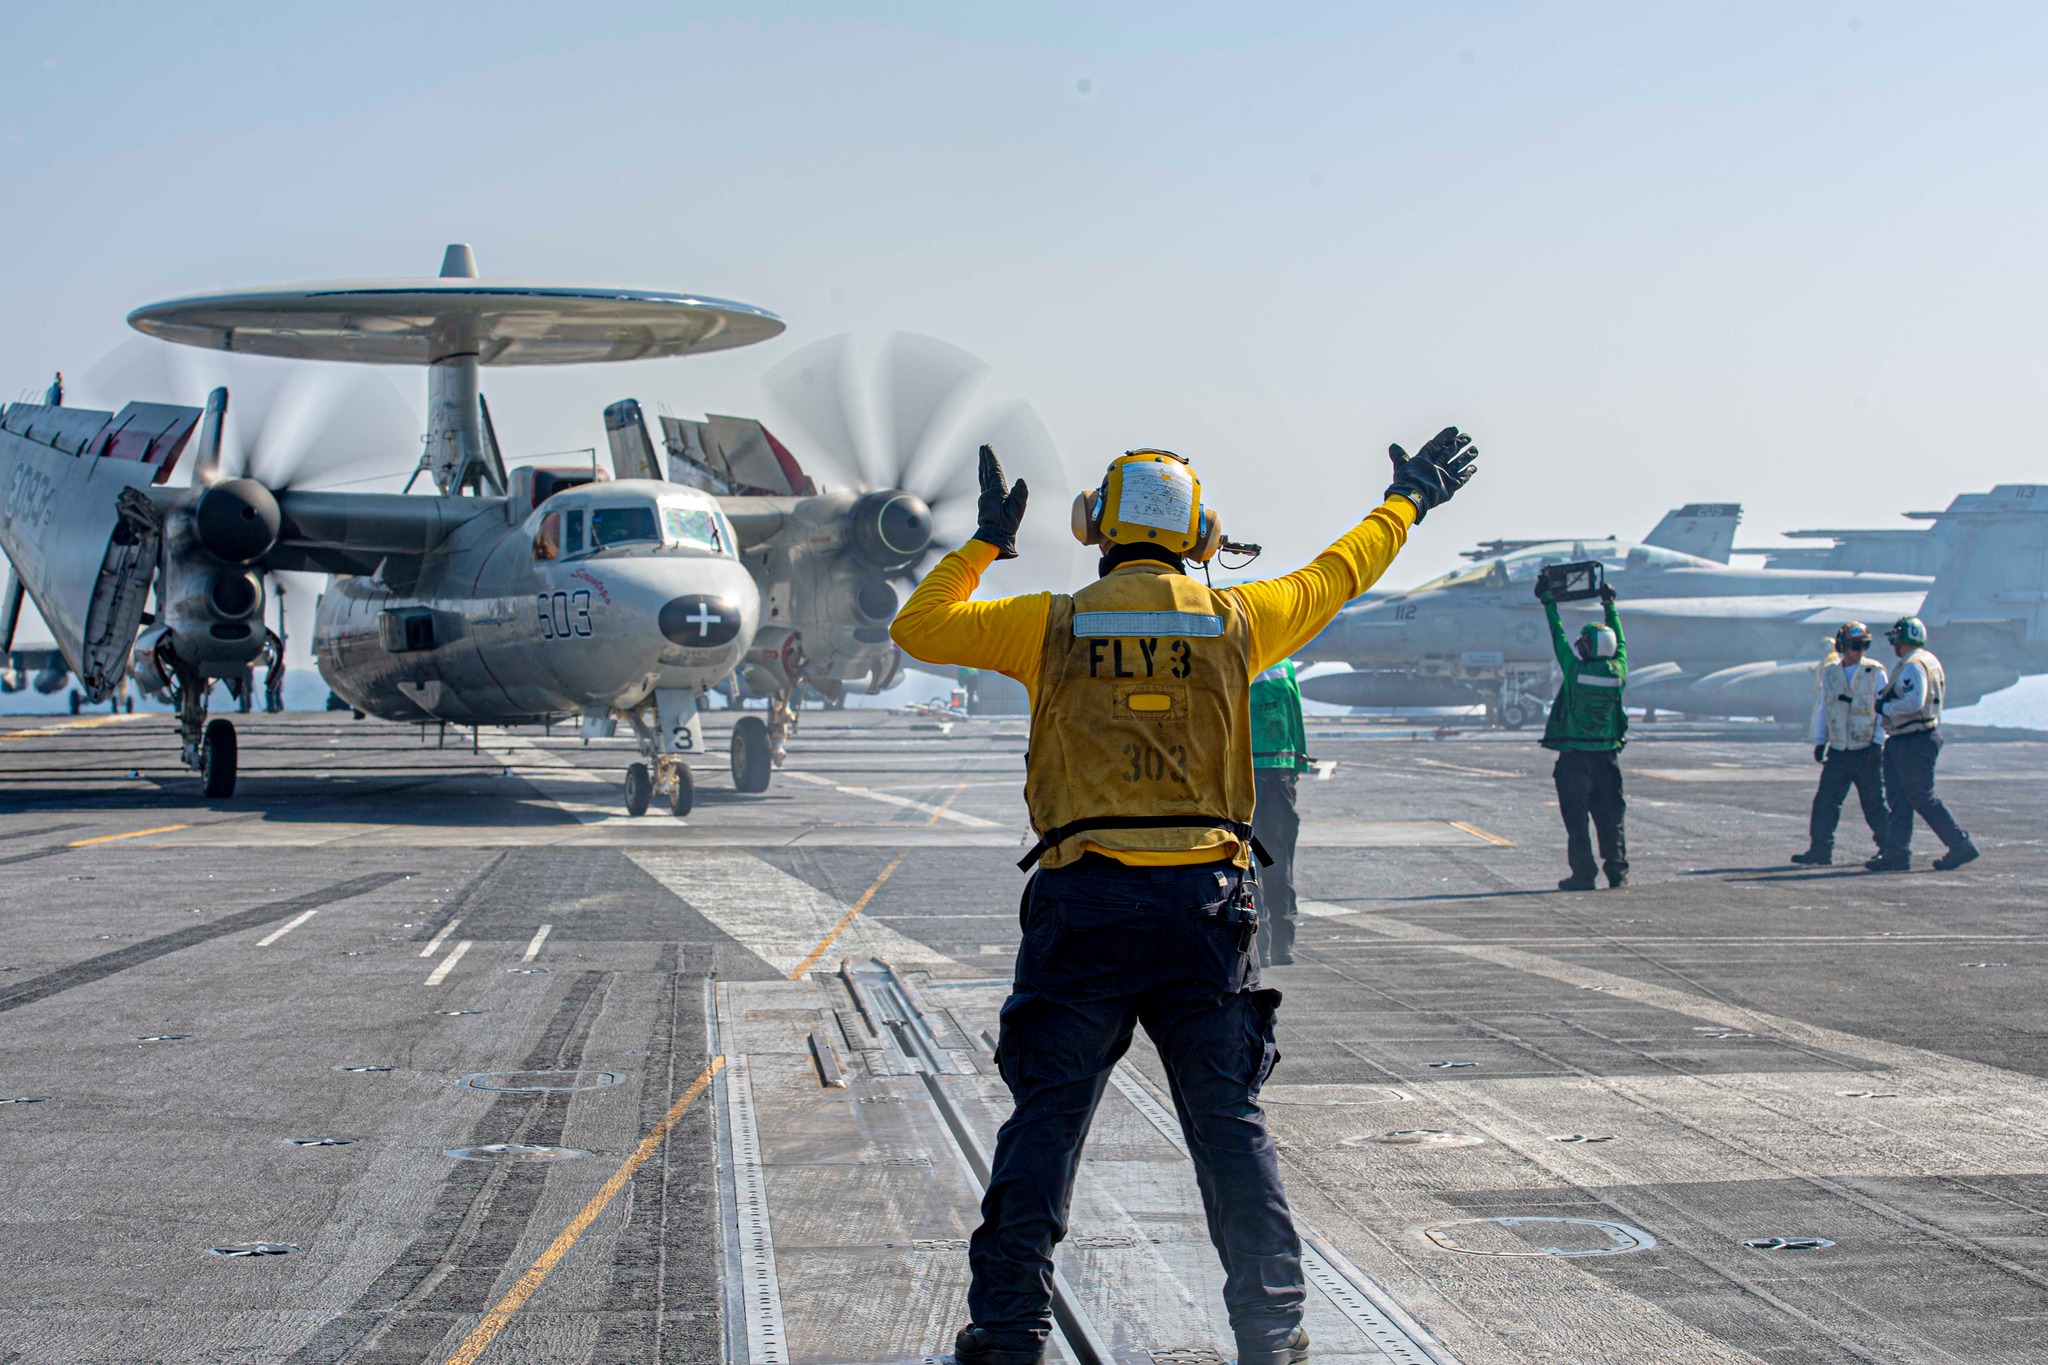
[659,594,745,648]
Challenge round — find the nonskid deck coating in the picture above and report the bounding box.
[0,710,2041,1362]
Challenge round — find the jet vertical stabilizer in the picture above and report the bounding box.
[1643,503,1742,563]
[1915,486,2048,642]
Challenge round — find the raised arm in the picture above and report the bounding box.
[1543,596,1575,672]
[1233,427,1479,674]
[888,539,1049,683]
[1232,498,1415,673]
[1603,587,1625,671]
[888,445,1051,689]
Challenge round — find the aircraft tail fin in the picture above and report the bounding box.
[602,399,664,482]
[1643,503,1741,562]
[1916,485,2048,642]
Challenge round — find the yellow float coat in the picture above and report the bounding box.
[890,496,1418,866]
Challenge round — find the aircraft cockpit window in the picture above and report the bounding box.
[533,512,561,561]
[663,505,729,555]
[1418,563,1498,591]
[564,510,586,556]
[590,505,661,548]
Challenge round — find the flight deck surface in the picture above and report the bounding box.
[0,710,2043,1363]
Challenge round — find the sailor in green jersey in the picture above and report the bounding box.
[1249,658,1310,964]
[1538,580,1629,890]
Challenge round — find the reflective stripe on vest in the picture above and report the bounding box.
[1574,674,1624,688]
[1024,565,1254,870]
[1073,609,1227,638]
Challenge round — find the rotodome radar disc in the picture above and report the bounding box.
[128,280,785,366]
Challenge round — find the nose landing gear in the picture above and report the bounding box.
[620,699,698,817]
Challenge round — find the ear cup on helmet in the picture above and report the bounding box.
[1071,490,1104,546]
[1188,507,1225,563]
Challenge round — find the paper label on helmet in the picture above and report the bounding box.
[1116,461,1194,532]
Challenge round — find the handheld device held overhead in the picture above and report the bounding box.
[1537,560,1606,602]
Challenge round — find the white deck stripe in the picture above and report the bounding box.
[726,1055,788,1364]
[255,910,317,947]
[1107,1064,1457,1364]
[419,918,462,957]
[781,770,1002,827]
[424,939,471,986]
[522,924,552,962]
[626,850,961,977]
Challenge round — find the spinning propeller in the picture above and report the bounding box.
[762,332,1075,586]
[79,339,421,495]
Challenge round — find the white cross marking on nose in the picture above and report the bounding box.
[686,603,722,638]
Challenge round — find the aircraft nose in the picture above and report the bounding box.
[658,594,746,648]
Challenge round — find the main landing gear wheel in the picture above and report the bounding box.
[668,766,694,817]
[731,715,773,794]
[1500,700,1532,730]
[201,719,238,798]
[624,762,652,817]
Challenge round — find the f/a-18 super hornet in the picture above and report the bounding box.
[1299,489,2048,724]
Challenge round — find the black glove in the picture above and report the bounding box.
[1814,743,1828,764]
[970,443,1028,559]
[1599,583,1617,605]
[1386,426,1478,522]
[1534,583,1553,603]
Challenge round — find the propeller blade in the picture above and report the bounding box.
[242,367,422,492]
[761,334,872,491]
[973,399,1077,591]
[879,332,987,495]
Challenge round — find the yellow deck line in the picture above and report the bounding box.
[1448,820,1514,847]
[66,824,189,848]
[443,1057,725,1365]
[788,852,906,980]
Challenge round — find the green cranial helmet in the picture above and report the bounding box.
[1577,623,1618,661]
[1886,616,1928,649]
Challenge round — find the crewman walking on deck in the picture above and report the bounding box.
[892,431,1479,1365]
[1250,657,1309,966]
[1791,622,1888,866]
[1868,616,1979,871]
[1539,579,1628,890]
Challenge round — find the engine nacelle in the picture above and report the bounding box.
[158,502,270,673]
[193,478,281,565]
[849,490,932,571]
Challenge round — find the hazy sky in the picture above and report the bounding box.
[5,1,2045,600]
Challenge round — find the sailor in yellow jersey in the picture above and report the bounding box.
[892,431,1479,1365]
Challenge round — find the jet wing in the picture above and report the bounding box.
[262,491,503,578]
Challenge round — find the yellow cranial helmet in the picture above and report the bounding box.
[1070,449,1225,562]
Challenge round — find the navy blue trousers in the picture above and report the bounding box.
[1809,745,1887,857]
[967,858,1303,1349]
[1882,730,1972,856]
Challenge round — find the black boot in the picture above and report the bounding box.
[1932,843,1980,871]
[1865,852,1910,873]
[953,1327,1046,1365]
[1237,1325,1310,1365]
[1789,849,1831,866]
[1557,875,1597,891]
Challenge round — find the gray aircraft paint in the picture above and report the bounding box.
[1302,488,2048,723]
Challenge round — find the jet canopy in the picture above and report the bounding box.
[1415,540,1718,591]
[532,488,739,562]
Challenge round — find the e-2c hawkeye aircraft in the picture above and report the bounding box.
[0,247,1011,812]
